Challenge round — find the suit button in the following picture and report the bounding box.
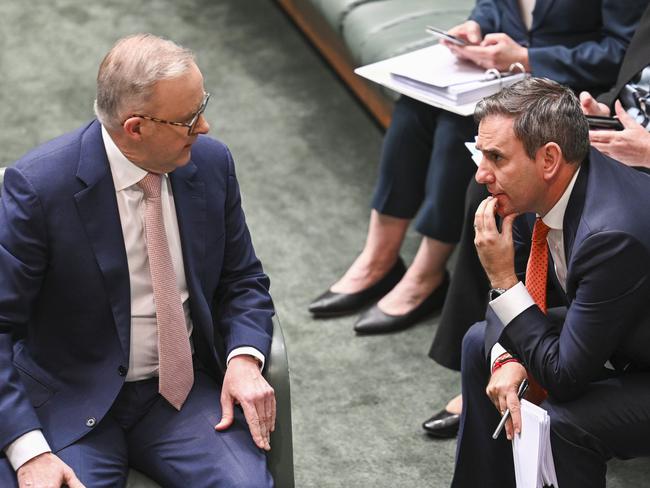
[118,365,127,376]
[86,417,96,428]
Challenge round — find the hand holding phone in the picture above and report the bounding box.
[586,115,624,131]
[426,26,468,46]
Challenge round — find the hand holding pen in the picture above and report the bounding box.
[493,379,529,440]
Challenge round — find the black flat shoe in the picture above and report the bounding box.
[353,273,449,334]
[422,409,460,438]
[308,258,406,317]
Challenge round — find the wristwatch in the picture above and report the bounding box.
[489,287,507,301]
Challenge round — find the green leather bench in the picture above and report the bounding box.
[276,0,474,127]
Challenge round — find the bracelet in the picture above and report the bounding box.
[491,353,520,373]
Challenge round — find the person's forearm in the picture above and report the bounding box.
[4,430,51,471]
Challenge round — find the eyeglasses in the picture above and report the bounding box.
[129,92,211,135]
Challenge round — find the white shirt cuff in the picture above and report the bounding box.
[489,281,535,327]
[4,430,51,470]
[490,343,508,371]
[227,347,265,370]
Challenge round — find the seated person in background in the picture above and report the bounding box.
[452,77,650,488]
[308,0,643,344]
[425,2,650,439]
[581,2,650,168]
[0,34,275,488]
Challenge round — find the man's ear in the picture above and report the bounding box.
[122,117,144,141]
[537,142,563,181]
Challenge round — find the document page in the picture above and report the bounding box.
[388,44,489,88]
[512,400,559,488]
[355,43,525,116]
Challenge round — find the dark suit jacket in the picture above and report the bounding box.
[0,120,274,453]
[599,4,650,107]
[470,0,648,93]
[485,148,650,402]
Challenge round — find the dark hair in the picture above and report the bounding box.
[474,78,589,163]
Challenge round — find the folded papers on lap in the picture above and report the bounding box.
[512,400,559,488]
[354,44,525,116]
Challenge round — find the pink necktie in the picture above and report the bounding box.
[138,173,193,410]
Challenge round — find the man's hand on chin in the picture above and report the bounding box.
[215,355,276,451]
[474,196,519,290]
[17,452,85,488]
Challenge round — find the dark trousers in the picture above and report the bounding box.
[429,179,490,370]
[371,96,478,242]
[0,369,272,488]
[452,322,650,488]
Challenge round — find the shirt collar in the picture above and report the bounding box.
[540,166,581,231]
[101,125,148,192]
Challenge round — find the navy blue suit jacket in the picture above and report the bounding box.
[469,0,647,93]
[486,149,650,402]
[0,120,274,453]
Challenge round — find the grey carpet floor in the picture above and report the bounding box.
[0,0,648,486]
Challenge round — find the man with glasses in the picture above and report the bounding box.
[0,34,275,487]
[131,92,211,136]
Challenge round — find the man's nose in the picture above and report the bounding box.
[194,114,210,135]
[475,158,492,184]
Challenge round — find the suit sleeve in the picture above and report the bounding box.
[469,0,500,35]
[212,148,274,361]
[483,215,532,360]
[499,231,650,402]
[597,5,650,107]
[0,168,48,451]
[527,0,644,90]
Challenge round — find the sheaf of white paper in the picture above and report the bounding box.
[354,43,525,116]
[354,45,477,116]
[512,400,559,488]
[388,44,494,88]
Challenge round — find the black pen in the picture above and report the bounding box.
[492,379,529,440]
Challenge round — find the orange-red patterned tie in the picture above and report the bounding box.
[526,218,551,313]
[524,217,551,403]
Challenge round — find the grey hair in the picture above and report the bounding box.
[94,33,196,129]
[474,78,589,164]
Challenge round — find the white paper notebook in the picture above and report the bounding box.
[354,43,526,116]
[512,400,559,488]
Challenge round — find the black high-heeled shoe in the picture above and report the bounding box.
[353,273,449,334]
[308,258,406,317]
[422,408,460,438]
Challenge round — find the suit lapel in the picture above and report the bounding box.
[73,121,131,357]
[531,0,555,32]
[169,161,206,315]
[547,252,568,305]
[563,159,589,266]
[618,6,650,89]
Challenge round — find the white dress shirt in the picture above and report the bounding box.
[4,126,264,470]
[518,0,536,31]
[489,168,580,367]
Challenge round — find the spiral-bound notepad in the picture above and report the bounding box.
[512,400,559,488]
[355,43,526,116]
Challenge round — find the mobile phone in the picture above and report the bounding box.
[586,115,624,131]
[425,26,468,46]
